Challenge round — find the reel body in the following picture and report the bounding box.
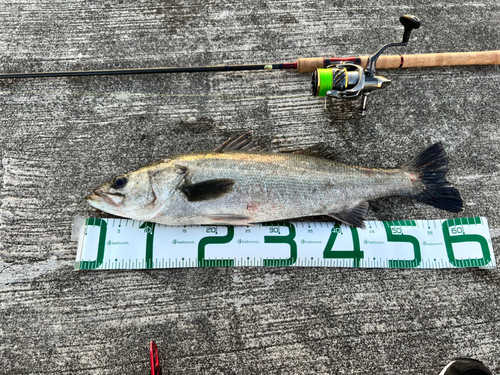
[311,15,420,110]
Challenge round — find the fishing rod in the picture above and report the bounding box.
[1,15,499,110]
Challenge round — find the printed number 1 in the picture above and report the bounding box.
[139,222,156,269]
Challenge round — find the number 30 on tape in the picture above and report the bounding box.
[73,217,495,270]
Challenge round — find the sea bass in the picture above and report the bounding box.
[87,134,463,228]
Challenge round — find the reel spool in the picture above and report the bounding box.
[312,15,420,111]
[311,65,391,99]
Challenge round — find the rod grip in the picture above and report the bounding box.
[296,57,325,73]
[360,50,500,69]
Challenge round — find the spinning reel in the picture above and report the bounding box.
[311,15,421,111]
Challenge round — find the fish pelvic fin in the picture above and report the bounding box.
[401,142,463,213]
[328,202,369,228]
[206,214,253,225]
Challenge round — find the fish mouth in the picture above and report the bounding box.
[87,188,125,208]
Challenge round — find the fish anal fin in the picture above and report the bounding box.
[293,144,338,160]
[181,179,235,202]
[213,132,267,153]
[328,202,369,228]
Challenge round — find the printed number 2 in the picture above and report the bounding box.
[198,227,235,267]
[383,221,421,268]
[323,223,363,267]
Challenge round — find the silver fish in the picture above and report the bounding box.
[87,134,463,227]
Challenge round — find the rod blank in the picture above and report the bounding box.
[0,51,498,79]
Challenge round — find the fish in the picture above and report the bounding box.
[86,133,463,228]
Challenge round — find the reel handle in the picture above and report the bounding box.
[400,15,421,43]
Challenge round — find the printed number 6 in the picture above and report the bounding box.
[442,218,491,267]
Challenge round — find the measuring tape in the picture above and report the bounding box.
[73,216,495,270]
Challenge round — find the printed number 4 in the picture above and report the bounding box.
[323,223,364,267]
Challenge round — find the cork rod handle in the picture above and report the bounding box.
[360,50,500,69]
[296,51,500,73]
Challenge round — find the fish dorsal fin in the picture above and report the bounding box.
[328,202,369,228]
[293,144,338,160]
[213,133,267,153]
[181,178,235,202]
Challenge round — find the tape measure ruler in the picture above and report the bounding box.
[72,216,495,270]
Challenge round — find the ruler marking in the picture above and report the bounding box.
[76,217,494,270]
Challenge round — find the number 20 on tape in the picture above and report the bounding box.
[73,217,495,270]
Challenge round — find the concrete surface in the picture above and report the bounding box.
[0,0,499,374]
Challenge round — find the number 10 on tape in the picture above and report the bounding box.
[73,217,495,270]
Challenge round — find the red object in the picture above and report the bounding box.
[150,341,162,375]
[281,62,298,69]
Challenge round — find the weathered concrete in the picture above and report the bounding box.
[0,1,499,374]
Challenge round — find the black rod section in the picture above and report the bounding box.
[0,63,292,79]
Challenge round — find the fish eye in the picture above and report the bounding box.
[112,176,128,189]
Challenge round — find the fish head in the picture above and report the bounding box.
[86,159,188,220]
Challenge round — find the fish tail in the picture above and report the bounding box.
[401,142,463,212]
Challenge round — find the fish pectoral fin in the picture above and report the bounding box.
[181,178,235,202]
[206,214,253,226]
[328,202,369,228]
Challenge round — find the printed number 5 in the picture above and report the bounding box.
[383,221,421,268]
